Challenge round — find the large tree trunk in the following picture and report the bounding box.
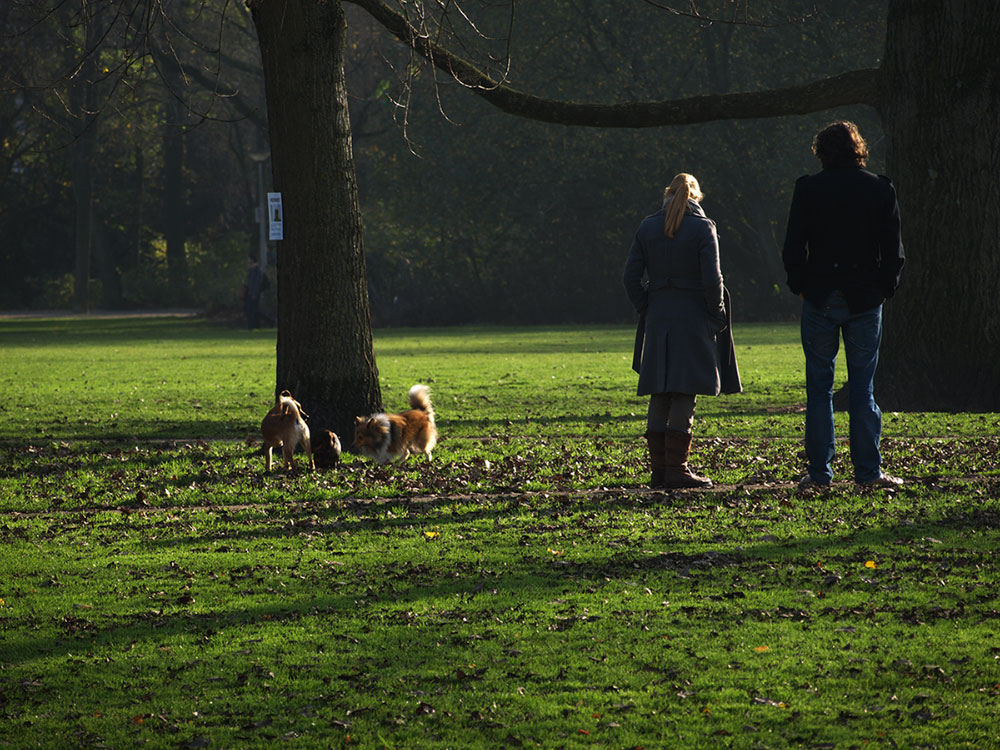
[69,8,101,313]
[70,127,94,313]
[162,84,188,303]
[251,0,382,440]
[130,146,145,273]
[876,0,1000,411]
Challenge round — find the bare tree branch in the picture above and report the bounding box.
[346,0,878,127]
[365,0,515,151]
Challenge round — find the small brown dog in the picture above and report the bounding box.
[260,390,314,472]
[312,429,342,469]
[353,384,437,464]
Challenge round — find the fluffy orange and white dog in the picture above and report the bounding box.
[260,390,315,472]
[353,384,437,464]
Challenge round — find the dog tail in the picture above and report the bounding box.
[277,391,304,419]
[408,384,434,421]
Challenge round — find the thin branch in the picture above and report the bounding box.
[347,0,878,127]
[637,0,818,29]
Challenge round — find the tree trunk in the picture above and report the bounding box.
[71,129,94,313]
[130,145,145,272]
[251,0,382,440]
[163,90,188,303]
[876,0,1000,410]
[69,9,101,313]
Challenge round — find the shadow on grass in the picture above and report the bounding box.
[104,485,1000,577]
[6,496,999,679]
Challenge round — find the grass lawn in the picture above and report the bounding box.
[1,316,998,749]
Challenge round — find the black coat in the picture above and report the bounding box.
[782,166,905,312]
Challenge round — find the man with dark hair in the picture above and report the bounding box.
[782,121,906,489]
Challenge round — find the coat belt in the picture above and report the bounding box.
[646,277,704,292]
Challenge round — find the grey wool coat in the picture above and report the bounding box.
[623,200,742,397]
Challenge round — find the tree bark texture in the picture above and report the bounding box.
[251,0,382,440]
[876,0,1000,410]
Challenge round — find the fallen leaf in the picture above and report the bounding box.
[752,696,789,708]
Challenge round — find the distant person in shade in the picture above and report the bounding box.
[242,255,269,330]
[623,173,741,489]
[782,121,905,489]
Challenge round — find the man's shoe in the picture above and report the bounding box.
[857,472,903,488]
[797,474,831,490]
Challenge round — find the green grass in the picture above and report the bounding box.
[1,316,999,749]
[3,317,993,442]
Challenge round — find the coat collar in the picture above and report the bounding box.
[660,198,706,217]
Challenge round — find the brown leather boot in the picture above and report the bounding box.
[644,431,667,488]
[662,429,713,489]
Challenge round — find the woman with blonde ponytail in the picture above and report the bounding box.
[623,173,742,489]
[663,173,702,238]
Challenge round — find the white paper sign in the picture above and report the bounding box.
[267,192,284,240]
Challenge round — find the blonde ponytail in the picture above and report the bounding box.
[663,173,703,237]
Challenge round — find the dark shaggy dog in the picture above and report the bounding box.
[311,429,342,469]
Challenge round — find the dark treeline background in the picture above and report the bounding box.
[0,1,886,325]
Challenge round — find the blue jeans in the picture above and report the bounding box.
[801,291,883,483]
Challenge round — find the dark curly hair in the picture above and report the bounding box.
[812,121,869,168]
